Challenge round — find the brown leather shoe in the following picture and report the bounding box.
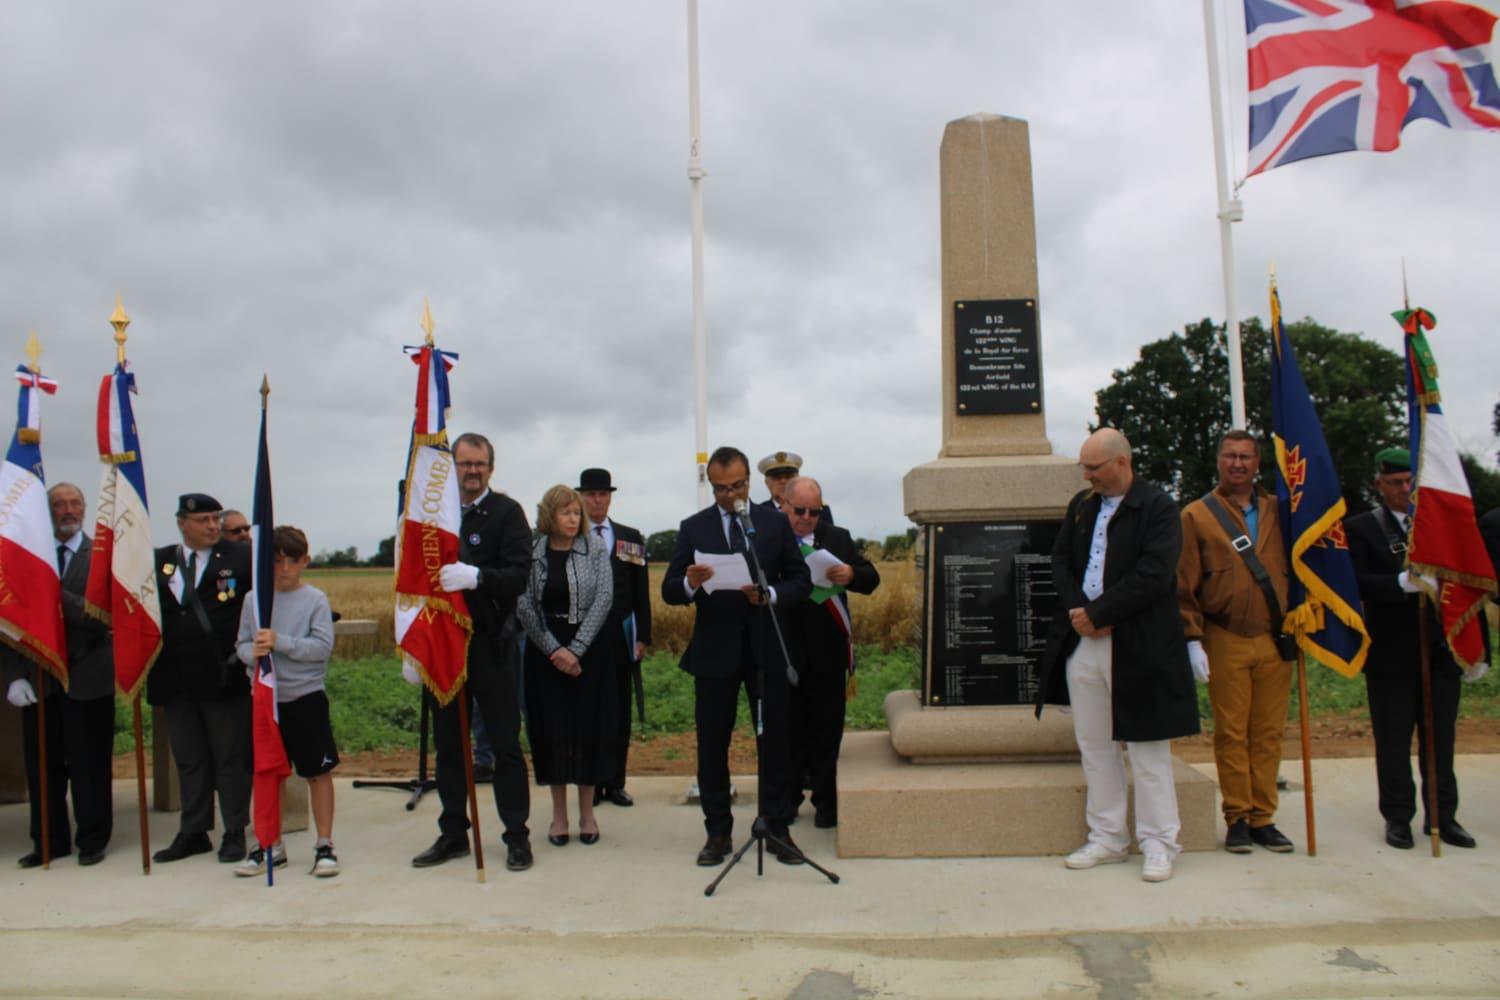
[696,834,733,866]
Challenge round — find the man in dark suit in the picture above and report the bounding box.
[410,432,535,872]
[1347,447,1476,850]
[578,467,652,808]
[779,476,879,829]
[1035,429,1199,883]
[3,483,115,867]
[663,446,812,866]
[147,493,253,864]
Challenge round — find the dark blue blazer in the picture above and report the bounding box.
[662,503,811,678]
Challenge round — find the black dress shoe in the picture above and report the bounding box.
[472,763,494,782]
[411,835,470,868]
[1385,820,1414,850]
[505,840,533,872]
[813,809,838,829]
[767,832,807,866]
[17,852,42,869]
[1224,819,1253,854]
[217,829,247,863]
[696,834,733,866]
[1425,821,1477,849]
[605,788,633,807]
[1249,823,1295,853]
[154,832,213,863]
[78,849,106,867]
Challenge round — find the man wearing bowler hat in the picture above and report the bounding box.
[147,493,254,864]
[578,468,652,807]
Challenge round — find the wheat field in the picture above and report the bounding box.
[311,559,920,658]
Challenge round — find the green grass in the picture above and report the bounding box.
[111,628,1499,755]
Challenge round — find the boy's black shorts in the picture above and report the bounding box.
[278,690,340,778]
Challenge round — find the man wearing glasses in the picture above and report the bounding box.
[779,476,879,830]
[757,450,834,525]
[220,510,251,544]
[663,446,811,866]
[148,494,254,864]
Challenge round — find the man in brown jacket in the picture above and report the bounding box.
[1178,430,1296,854]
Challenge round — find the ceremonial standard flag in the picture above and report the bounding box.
[393,342,471,703]
[249,393,290,855]
[1245,0,1500,176]
[1269,284,1370,677]
[0,364,66,683]
[84,363,163,701]
[1396,305,1497,671]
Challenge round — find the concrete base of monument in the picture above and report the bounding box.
[887,690,1080,763]
[836,730,1218,859]
[903,453,1080,522]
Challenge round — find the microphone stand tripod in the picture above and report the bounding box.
[705,504,839,897]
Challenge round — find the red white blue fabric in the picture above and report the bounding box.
[0,366,67,683]
[1246,0,1500,176]
[394,344,472,704]
[84,364,163,701]
[250,401,291,859]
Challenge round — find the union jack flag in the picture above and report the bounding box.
[1245,0,1500,176]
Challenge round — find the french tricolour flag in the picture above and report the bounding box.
[0,365,67,684]
[85,364,162,700]
[394,342,472,704]
[250,390,290,871]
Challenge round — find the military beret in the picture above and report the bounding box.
[176,493,223,516]
[1375,447,1411,474]
[757,451,803,476]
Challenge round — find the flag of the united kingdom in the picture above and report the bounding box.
[1245,0,1500,176]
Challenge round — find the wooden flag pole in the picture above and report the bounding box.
[1296,650,1316,856]
[35,665,51,869]
[133,695,151,874]
[456,688,485,883]
[1418,596,1441,857]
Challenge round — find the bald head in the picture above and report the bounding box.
[1078,428,1134,497]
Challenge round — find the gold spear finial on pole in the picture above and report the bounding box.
[420,299,435,347]
[24,332,41,374]
[260,373,270,409]
[110,294,131,365]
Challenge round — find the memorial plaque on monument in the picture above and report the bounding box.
[953,298,1042,416]
[920,520,1061,707]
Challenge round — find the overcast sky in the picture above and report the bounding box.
[2,1,1496,553]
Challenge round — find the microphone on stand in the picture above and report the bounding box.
[731,498,757,538]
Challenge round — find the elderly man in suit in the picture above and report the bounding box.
[779,476,879,829]
[4,483,116,868]
[663,446,812,866]
[1347,447,1477,851]
[147,493,253,864]
[1035,429,1200,883]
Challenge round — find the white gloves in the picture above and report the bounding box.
[1187,641,1211,684]
[1398,570,1436,594]
[1463,660,1489,684]
[6,679,37,707]
[439,562,480,592]
[401,662,422,687]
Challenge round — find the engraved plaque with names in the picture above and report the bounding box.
[953,298,1042,415]
[921,520,1061,707]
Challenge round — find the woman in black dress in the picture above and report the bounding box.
[516,484,615,846]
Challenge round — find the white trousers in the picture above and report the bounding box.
[1066,635,1182,856]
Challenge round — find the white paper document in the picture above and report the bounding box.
[694,550,753,592]
[803,548,847,588]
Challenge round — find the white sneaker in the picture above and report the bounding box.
[234,841,287,878]
[1064,842,1128,870]
[1141,848,1174,883]
[311,843,340,878]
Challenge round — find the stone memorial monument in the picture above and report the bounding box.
[835,114,1214,858]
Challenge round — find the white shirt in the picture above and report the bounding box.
[1082,495,1122,601]
[168,543,215,603]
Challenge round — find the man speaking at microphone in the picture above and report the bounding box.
[663,446,811,866]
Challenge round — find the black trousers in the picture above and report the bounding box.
[602,635,635,793]
[1365,664,1461,826]
[21,694,116,855]
[790,666,846,817]
[165,694,251,836]
[694,638,795,838]
[433,628,530,845]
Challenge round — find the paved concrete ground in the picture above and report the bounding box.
[3,754,1499,998]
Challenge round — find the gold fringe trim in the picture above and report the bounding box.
[1406,560,1500,596]
[0,631,67,692]
[97,451,138,465]
[114,643,162,705]
[411,432,449,449]
[83,598,112,626]
[16,429,39,445]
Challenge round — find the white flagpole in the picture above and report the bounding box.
[687,0,710,507]
[1202,0,1248,429]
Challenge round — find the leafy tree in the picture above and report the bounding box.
[312,546,360,568]
[1461,453,1500,516]
[881,527,918,560]
[645,529,678,563]
[1094,317,1406,511]
[367,535,396,568]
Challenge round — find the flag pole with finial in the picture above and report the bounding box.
[23,332,54,870]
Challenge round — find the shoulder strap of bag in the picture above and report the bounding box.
[1200,492,1284,627]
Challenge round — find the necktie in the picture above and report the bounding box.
[56,544,67,575]
[183,551,198,606]
[595,525,605,538]
[729,515,745,553]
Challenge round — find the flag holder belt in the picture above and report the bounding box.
[1201,493,1296,660]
